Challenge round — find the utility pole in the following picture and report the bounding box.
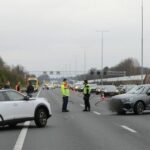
[84,49,86,79]
[141,0,144,84]
[97,30,109,85]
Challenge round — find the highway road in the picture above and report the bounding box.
[1,88,150,150]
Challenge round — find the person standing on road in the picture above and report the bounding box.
[26,82,34,97]
[83,80,91,112]
[61,78,70,112]
[15,82,21,92]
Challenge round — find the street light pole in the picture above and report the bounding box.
[141,0,144,84]
[84,49,86,79]
[97,30,109,85]
[74,55,77,77]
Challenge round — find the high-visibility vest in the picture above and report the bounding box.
[61,82,70,96]
[83,84,91,95]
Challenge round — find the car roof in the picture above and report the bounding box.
[138,84,150,87]
[0,89,20,93]
[0,89,13,92]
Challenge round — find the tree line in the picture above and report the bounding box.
[75,57,150,81]
[0,57,27,88]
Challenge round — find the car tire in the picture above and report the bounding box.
[8,123,17,128]
[35,108,48,127]
[134,101,144,115]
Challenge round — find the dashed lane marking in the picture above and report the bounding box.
[36,87,42,98]
[13,88,42,150]
[93,111,101,115]
[13,121,30,150]
[121,125,137,133]
[80,104,85,107]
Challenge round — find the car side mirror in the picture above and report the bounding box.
[146,91,150,96]
[24,96,30,101]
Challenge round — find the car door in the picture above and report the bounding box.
[5,91,34,119]
[145,88,150,109]
[0,91,15,121]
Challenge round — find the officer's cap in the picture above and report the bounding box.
[84,80,88,84]
[63,78,67,82]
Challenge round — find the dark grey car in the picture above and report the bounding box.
[109,85,150,115]
[96,85,119,96]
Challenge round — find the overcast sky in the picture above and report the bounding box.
[0,0,150,75]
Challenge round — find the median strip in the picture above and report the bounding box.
[121,125,137,133]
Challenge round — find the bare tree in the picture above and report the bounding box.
[0,57,5,68]
[111,58,140,76]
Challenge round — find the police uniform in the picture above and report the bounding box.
[83,80,91,111]
[61,79,70,112]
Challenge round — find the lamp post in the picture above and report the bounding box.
[74,55,78,77]
[97,30,109,85]
[84,49,86,79]
[141,0,144,84]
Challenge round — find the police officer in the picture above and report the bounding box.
[83,80,91,112]
[61,78,70,112]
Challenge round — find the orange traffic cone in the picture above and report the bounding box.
[101,93,105,100]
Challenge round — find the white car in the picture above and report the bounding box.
[0,89,52,128]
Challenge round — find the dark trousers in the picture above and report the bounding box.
[62,96,68,111]
[84,95,90,111]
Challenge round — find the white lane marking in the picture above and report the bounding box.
[80,104,85,107]
[13,87,42,150]
[36,87,42,98]
[13,121,30,150]
[93,111,101,115]
[121,125,137,133]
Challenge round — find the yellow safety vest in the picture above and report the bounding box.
[61,82,70,96]
[83,84,91,95]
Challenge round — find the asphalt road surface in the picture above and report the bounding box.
[1,88,150,150]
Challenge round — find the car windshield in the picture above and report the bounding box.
[5,91,25,101]
[104,86,116,91]
[127,86,147,94]
[75,84,82,87]
[29,80,37,85]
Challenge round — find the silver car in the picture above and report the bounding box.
[109,85,150,115]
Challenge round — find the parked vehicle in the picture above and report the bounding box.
[0,89,52,127]
[89,84,97,93]
[27,77,39,92]
[96,85,119,96]
[118,84,137,94]
[109,84,150,115]
[73,82,83,92]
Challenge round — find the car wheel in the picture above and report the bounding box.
[35,108,48,127]
[8,123,17,128]
[134,101,144,115]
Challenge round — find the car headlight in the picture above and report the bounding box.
[124,97,134,103]
[96,89,100,92]
[104,90,107,92]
